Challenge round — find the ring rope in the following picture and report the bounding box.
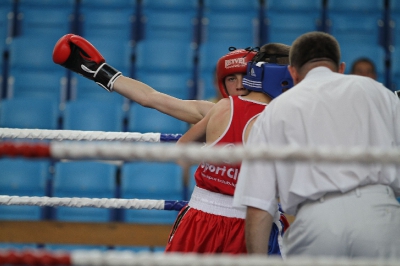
[0,128,181,142]
[1,142,400,165]
[0,196,188,211]
[0,250,399,266]
[49,142,400,164]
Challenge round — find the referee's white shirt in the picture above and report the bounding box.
[233,66,400,216]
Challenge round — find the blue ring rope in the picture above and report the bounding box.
[160,134,182,142]
[164,200,188,211]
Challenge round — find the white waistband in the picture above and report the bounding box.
[188,186,246,219]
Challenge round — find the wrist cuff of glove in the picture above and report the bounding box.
[94,63,122,92]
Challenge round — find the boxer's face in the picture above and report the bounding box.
[224,73,248,96]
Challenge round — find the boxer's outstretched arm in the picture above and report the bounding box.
[114,76,214,125]
[53,34,214,125]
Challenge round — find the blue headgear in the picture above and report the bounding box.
[242,54,294,99]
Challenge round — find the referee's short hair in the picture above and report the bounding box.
[290,31,341,71]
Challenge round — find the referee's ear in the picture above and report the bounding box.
[338,62,346,74]
[288,65,301,85]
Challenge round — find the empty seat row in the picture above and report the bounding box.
[0,158,192,224]
[0,98,189,134]
[4,36,195,101]
[0,0,397,132]
[0,0,398,104]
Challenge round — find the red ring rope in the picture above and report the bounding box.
[0,143,50,158]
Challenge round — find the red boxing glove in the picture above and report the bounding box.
[53,34,122,92]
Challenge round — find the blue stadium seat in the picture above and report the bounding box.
[197,69,217,101]
[62,100,125,131]
[141,0,197,44]
[52,161,117,222]
[79,0,135,80]
[142,11,196,42]
[0,1,11,48]
[80,0,135,8]
[80,6,135,42]
[390,0,400,15]
[392,48,400,79]
[0,158,50,221]
[202,12,257,45]
[135,39,195,73]
[121,162,184,200]
[265,0,322,44]
[0,1,11,99]
[0,98,59,129]
[127,103,189,134]
[17,0,73,38]
[8,70,66,102]
[391,16,400,81]
[391,0,400,89]
[267,0,322,12]
[328,13,382,45]
[203,0,258,12]
[135,71,192,99]
[142,0,196,10]
[267,12,320,45]
[134,39,194,103]
[8,0,72,102]
[392,75,400,92]
[327,0,383,13]
[327,0,382,48]
[9,36,61,72]
[79,0,136,63]
[8,35,66,103]
[121,161,184,224]
[202,0,258,45]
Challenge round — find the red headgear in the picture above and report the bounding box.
[216,49,257,98]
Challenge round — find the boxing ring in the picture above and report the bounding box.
[1,127,400,266]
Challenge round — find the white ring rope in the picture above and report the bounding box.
[50,142,400,164]
[70,251,400,266]
[0,195,166,209]
[0,250,398,266]
[0,128,162,142]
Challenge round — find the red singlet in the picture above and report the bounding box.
[165,96,267,254]
[195,96,266,196]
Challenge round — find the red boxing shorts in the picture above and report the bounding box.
[165,206,246,253]
[165,186,247,254]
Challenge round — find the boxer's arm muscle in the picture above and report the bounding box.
[114,76,214,124]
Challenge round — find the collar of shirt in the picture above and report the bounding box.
[304,66,333,79]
